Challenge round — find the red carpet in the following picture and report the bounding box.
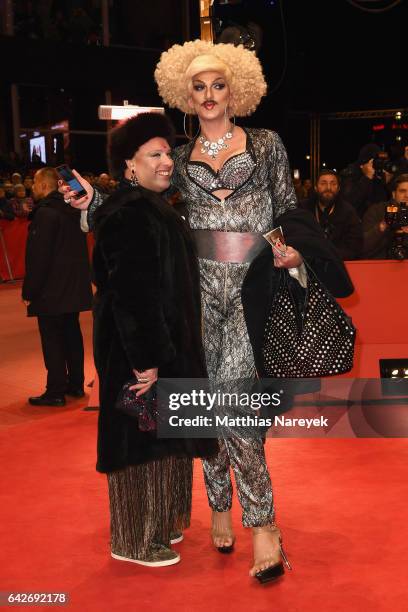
[1,282,408,611]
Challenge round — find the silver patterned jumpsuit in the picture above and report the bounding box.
[172,128,297,527]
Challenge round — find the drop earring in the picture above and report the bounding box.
[130,168,138,187]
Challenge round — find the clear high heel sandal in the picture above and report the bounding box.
[251,524,292,584]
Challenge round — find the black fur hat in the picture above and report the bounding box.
[108,112,176,178]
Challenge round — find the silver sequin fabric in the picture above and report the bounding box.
[88,188,105,226]
[188,150,256,193]
[172,128,297,527]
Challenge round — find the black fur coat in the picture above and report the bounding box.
[92,185,216,473]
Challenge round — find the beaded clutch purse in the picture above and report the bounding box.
[115,379,158,432]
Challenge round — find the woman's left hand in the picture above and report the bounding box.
[130,368,158,396]
[272,245,303,268]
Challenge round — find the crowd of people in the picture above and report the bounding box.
[0,171,118,221]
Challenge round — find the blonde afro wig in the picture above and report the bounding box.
[154,39,267,117]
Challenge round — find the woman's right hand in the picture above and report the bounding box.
[58,169,94,210]
[130,368,158,397]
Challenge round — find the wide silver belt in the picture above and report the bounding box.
[192,229,267,264]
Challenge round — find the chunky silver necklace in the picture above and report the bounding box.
[199,128,233,159]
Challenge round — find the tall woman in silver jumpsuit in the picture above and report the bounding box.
[155,40,301,581]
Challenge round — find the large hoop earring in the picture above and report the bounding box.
[183,113,200,141]
[130,168,138,187]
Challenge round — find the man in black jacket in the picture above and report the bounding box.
[22,167,93,406]
[299,169,362,260]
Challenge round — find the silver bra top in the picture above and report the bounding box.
[187,151,256,193]
[171,128,298,234]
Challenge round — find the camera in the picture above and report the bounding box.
[384,201,408,230]
[373,157,397,179]
[385,201,408,259]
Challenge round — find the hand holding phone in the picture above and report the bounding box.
[56,164,88,199]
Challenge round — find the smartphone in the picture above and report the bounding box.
[56,164,87,199]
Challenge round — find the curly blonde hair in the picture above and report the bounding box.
[154,39,267,117]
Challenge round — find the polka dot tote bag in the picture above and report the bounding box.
[262,265,356,377]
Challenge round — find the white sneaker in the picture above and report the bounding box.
[170,532,184,544]
[111,544,180,567]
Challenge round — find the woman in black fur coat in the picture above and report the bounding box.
[92,113,216,568]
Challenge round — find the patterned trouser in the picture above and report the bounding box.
[199,258,275,528]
